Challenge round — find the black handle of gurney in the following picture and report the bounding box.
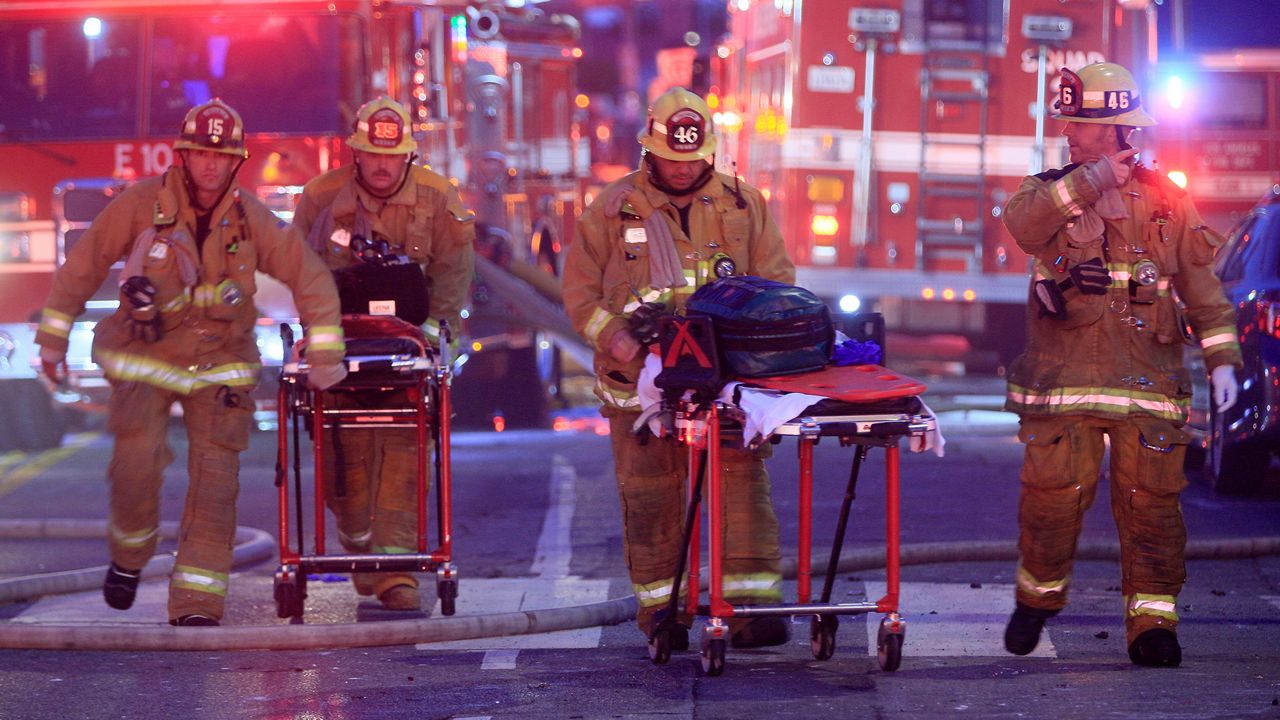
[281,323,305,558]
[660,444,709,629]
[820,445,868,604]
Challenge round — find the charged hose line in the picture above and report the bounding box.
[0,519,1276,651]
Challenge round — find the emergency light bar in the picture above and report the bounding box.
[1021,15,1072,42]
[849,7,900,35]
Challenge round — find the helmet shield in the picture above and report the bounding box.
[638,87,717,161]
[349,97,417,154]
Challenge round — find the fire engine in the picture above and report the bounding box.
[0,0,590,433]
[711,0,1154,364]
[1145,48,1280,232]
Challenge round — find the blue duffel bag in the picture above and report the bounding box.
[685,275,834,378]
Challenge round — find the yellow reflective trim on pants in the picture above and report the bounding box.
[1017,564,1069,597]
[110,523,158,548]
[596,378,640,409]
[635,578,677,608]
[172,565,230,597]
[339,529,372,548]
[1126,593,1179,622]
[372,545,414,554]
[723,572,782,600]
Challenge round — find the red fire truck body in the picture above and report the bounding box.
[713,0,1144,348]
[0,0,587,426]
[1146,49,1280,232]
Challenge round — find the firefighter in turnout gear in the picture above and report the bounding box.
[1000,63,1242,666]
[293,97,476,611]
[35,99,347,626]
[563,87,795,650]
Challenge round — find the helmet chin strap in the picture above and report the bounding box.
[643,151,715,197]
[355,153,416,199]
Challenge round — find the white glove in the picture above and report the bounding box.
[1210,364,1239,414]
[308,362,348,391]
[38,346,67,384]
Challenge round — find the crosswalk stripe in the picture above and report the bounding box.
[864,581,1057,658]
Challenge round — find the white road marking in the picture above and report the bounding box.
[531,455,576,579]
[11,581,170,625]
[864,581,1057,658]
[480,648,520,670]
[1263,595,1280,612]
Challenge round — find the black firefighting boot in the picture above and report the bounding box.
[647,610,691,652]
[1004,602,1058,656]
[170,614,220,627]
[103,562,141,611]
[1128,628,1182,667]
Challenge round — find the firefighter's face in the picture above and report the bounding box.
[354,150,410,193]
[180,150,238,195]
[1062,121,1121,164]
[649,154,710,192]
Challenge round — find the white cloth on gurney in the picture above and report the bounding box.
[634,353,945,456]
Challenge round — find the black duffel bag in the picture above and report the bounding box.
[333,261,430,326]
[685,275,834,378]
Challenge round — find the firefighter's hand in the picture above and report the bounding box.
[607,328,641,363]
[1211,364,1239,414]
[308,362,348,391]
[1084,147,1140,191]
[39,346,67,385]
[1068,257,1111,295]
[628,301,667,346]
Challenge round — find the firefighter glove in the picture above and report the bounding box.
[39,346,67,385]
[1068,257,1111,295]
[1211,364,1239,414]
[628,301,668,346]
[121,275,163,342]
[308,362,349,391]
[1033,279,1068,320]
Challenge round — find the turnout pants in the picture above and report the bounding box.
[1015,414,1189,643]
[106,380,253,623]
[322,389,426,599]
[606,410,782,633]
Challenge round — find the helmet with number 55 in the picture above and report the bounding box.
[1053,62,1156,127]
[638,87,718,161]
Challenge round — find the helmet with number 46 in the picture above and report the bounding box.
[1053,62,1157,127]
[638,87,717,161]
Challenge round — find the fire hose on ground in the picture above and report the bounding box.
[0,518,1277,651]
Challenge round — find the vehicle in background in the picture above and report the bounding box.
[1146,50,1280,234]
[1198,187,1280,494]
[709,0,1156,367]
[0,0,590,432]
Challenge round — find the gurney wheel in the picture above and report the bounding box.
[876,616,903,672]
[437,578,458,617]
[810,615,838,661]
[273,568,306,619]
[700,637,726,677]
[647,629,672,665]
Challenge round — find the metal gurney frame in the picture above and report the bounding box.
[272,314,457,620]
[649,364,930,675]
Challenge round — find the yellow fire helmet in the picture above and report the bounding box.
[1053,62,1156,127]
[348,97,417,154]
[638,87,717,161]
[174,99,248,157]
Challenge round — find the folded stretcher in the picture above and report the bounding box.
[647,362,932,675]
[272,314,457,619]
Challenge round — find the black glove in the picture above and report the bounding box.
[121,275,162,342]
[627,301,668,346]
[1067,257,1110,295]
[1033,278,1068,320]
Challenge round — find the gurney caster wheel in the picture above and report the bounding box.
[876,615,904,672]
[700,637,726,677]
[437,578,458,617]
[810,614,838,661]
[647,629,672,665]
[273,566,306,619]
